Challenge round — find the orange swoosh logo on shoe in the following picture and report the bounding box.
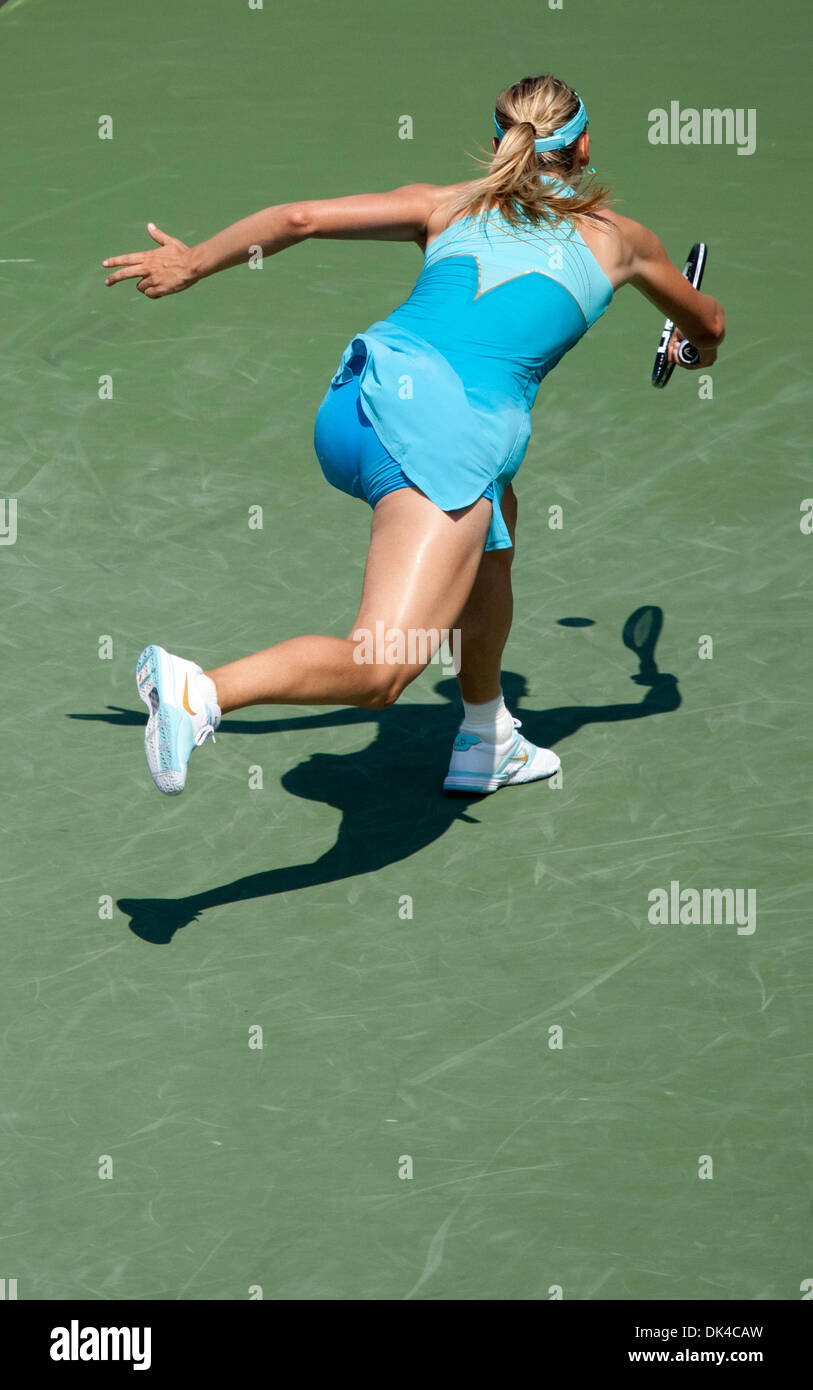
[182,675,197,717]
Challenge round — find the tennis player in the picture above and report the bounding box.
[103,73,725,796]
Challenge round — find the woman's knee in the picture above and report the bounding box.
[354,662,421,710]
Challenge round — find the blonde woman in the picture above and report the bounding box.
[104,73,725,797]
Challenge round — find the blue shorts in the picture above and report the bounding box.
[313,348,494,521]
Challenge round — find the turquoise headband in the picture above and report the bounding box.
[493,96,588,152]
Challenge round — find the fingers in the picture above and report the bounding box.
[147,222,171,245]
[104,264,146,286]
[102,222,171,274]
[102,252,145,268]
[102,259,169,296]
[666,326,681,364]
[103,262,160,294]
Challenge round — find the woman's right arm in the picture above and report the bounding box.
[617,214,726,365]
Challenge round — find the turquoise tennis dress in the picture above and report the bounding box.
[313,193,613,549]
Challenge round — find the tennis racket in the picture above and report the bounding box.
[651,241,708,388]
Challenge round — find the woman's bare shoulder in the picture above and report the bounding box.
[422,182,477,240]
[575,206,652,286]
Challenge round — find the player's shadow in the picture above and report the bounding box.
[70,606,678,944]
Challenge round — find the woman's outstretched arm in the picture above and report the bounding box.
[103,184,446,298]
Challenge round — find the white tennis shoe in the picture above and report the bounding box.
[136,644,221,795]
[443,718,560,794]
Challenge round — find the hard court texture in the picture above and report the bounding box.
[0,0,810,1301]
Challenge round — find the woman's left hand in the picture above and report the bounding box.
[103,223,199,298]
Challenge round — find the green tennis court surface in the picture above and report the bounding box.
[1,0,810,1300]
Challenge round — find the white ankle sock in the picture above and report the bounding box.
[461,693,514,744]
[197,670,222,728]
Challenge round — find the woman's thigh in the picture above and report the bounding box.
[350,486,492,685]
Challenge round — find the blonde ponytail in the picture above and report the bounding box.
[446,74,612,229]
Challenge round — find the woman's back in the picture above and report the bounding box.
[386,204,614,405]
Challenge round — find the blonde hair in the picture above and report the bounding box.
[447,74,611,229]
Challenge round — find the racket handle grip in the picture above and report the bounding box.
[677,340,700,366]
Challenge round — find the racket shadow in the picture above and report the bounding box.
[104,605,678,944]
